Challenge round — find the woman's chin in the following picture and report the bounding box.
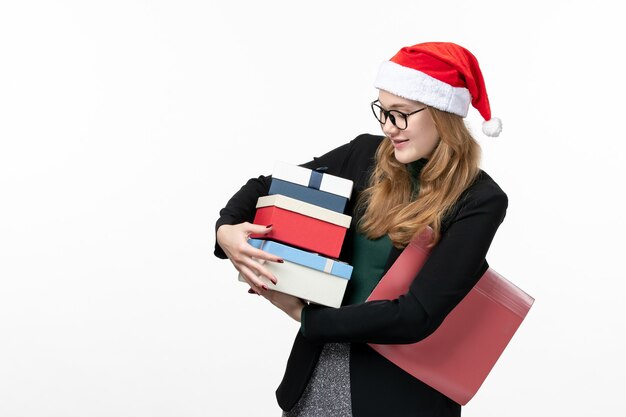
[393,150,419,165]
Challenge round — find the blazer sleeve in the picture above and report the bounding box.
[213,138,357,259]
[300,180,509,345]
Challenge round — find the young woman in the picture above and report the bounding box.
[214,42,507,417]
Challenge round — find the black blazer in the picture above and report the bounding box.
[214,134,508,417]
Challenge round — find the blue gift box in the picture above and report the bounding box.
[269,179,349,213]
[248,239,352,279]
[269,161,354,213]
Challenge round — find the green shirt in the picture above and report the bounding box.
[341,158,427,306]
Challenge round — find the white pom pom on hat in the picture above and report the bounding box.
[374,42,502,137]
[482,117,502,137]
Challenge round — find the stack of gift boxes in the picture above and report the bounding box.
[239,161,354,308]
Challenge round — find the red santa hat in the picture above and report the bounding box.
[374,42,502,137]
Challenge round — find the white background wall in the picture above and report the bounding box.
[1,1,624,416]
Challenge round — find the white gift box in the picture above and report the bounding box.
[238,239,353,308]
[272,161,353,199]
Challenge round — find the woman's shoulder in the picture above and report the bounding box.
[306,134,383,176]
[349,133,385,151]
[470,170,508,201]
[456,169,508,218]
[442,169,508,233]
[344,133,384,166]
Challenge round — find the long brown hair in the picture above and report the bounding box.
[357,107,481,247]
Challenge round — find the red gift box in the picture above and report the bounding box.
[251,195,351,258]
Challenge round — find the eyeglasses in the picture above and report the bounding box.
[370,99,428,130]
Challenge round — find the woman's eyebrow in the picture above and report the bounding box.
[379,100,413,111]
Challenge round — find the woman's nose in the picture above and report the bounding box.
[381,117,400,137]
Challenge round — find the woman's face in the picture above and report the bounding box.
[377,90,440,164]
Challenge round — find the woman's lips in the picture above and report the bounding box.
[391,138,409,148]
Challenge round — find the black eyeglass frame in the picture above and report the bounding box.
[370,99,428,130]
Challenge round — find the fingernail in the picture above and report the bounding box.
[277,259,284,263]
[261,284,269,291]
[248,288,256,294]
[266,224,273,228]
[272,279,278,285]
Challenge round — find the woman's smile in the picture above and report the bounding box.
[390,138,410,148]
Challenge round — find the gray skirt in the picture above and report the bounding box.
[282,343,352,417]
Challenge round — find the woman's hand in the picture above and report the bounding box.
[261,290,306,322]
[216,222,283,294]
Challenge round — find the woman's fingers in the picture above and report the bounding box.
[241,224,284,264]
[220,222,283,264]
[238,264,270,290]
[244,222,274,237]
[229,235,282,264]
[218,221,284,287]
[229,251,279,285]
[245,245,283,265]
[241,257,278,286]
